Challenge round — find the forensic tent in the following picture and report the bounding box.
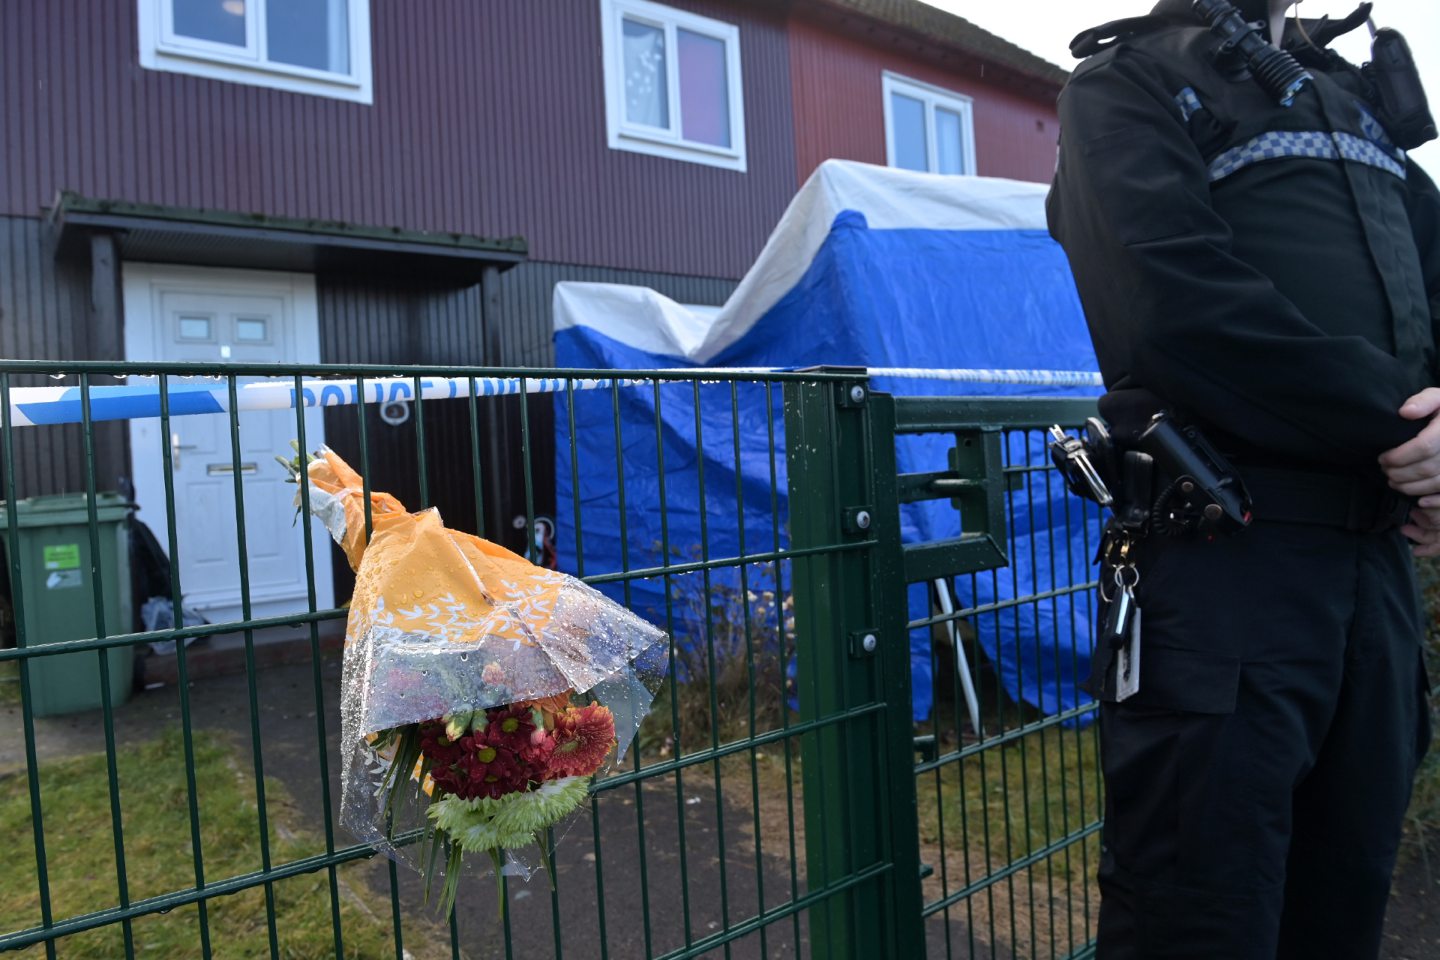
[553,159,1102,724]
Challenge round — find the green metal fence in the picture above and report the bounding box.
[0,360,1101,959]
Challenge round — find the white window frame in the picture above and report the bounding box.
[882,72,977,176]
[600,0,747,172]
[137,0,373,105]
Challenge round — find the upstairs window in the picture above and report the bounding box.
[601,0,747,172]
[883,73,976,176]
[138,0,373,104]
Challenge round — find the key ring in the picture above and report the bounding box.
[1100,562,1140,603]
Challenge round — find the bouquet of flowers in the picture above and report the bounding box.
[296,448,667,914]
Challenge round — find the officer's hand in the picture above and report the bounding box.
[1401,505,1440,558]
[1379,388,1440,496]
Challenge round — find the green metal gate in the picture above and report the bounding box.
[785,373,1102,960]
[0,360,1101,959]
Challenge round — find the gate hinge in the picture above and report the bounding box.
[850,629,880,658]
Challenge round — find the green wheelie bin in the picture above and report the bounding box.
[0,493,133,716]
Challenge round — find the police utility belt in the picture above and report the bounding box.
[1048,414,1410,701]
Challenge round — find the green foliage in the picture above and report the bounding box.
[1406,557,1440,868]
[638,559,795,757]
[0,730,442,958]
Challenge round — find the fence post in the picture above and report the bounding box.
[786,373,925,959]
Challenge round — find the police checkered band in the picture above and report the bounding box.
[1335,132,1407,177]
[1355,100,1406,164]
[1175,87,1204,123]
[1207,130,1407,183]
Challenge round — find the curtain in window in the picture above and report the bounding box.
[623,19,669,129]
[678,29,729,147]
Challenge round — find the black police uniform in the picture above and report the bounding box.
[1046,1,1438,956]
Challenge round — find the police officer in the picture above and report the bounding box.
[1047,1,1438,956]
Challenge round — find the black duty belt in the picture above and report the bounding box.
[1239,466,1412,533]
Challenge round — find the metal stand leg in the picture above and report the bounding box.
[934,577,982,737]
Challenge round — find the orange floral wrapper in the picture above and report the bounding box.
[304,449,668,869]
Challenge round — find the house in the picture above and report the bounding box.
[0,0,1067,623]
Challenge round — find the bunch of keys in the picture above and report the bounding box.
[1101,537,1142,701]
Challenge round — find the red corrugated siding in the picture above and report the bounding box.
[789,17,1060,186]
[2,0,797,280]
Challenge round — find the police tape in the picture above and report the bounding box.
[5,368,1103,428]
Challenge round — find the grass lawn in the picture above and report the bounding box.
[1407,558,1440,867]
[0,729,444,958]
[0,660,18,707]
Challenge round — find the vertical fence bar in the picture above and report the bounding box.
[413,375,429,510]
[951,572,979,959]
[927,593,953,960]
[157,374,215,958]
[78,374,135,959]
[866,392,927,960]
[998,437,1022,955]
[518,382,537,566]
[538,393,562,960]
[691,380,733,956]
[732,381,769,957]
[784,375,923,959]
[764,380,805,949]
[5,372,58,960]
[291,375,345,959]
[227,374,281,959]
[353,376,406,960]
[646,379,692,952]
[642,379,673,955]
[467,377,486,538]
[569,378,612,960]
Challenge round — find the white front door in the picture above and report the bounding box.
[123,264,334,626]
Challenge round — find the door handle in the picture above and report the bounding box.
[171,432,198,470]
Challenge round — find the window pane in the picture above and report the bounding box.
[891,93,928,171]
[678,29,730,148]
[623,18,669,129]
[267,0,350,73]
[178,316,213,341]
[173,0,247,47]
[235,317,269,341]
[935,107,966,174]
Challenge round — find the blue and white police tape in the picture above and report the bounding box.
[6,368,1103,428]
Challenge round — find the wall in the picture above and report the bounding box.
[1,0,796,280]
[788,16,1060,186]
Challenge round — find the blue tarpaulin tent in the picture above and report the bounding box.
[553,160,1102,723]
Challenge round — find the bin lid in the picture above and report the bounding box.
[0,492,132,529]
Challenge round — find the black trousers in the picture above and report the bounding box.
[1090,522,1431,959]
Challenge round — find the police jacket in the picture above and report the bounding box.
[1047,0,1440,469]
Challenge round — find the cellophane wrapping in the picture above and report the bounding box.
[304,449,668,876]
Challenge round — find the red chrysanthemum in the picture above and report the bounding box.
[546,704,617,779]
[420,724,529,800]
[418,720,462,766]
[459,742,528,799]
[484,704,554,781]
[485,704,538,749]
